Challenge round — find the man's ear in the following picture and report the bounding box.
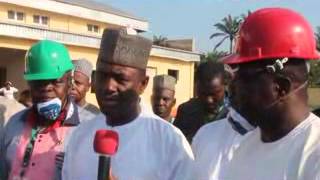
[275,76,291,98]
[139,75,149,94]
[85,79,91,92]
[172,98,176,106]
[85,84,90,93]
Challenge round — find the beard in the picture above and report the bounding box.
[99,89,140,118]
[239,100,282,128]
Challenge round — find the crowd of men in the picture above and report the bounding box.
[1,7,320,180]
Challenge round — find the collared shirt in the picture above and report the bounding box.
[191,107,255,180]
[174,97,230,142]
[82,103,100,115]
[0,102,91,180]
[62,108,194,180]
[78,103,101,123]
[227,107,255,135]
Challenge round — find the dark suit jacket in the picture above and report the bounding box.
[173,98,228,142]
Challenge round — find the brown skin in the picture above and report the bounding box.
[151,88,176,121]
[70,71,90,107]
[95,63,149,126]
[228,72,256,126]
[234,61,309,142]
[28,72,72,114]
[197,76,225,114]
[23,100,33,108]
[19,90,33,108]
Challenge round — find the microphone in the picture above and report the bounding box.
[94,129,119,180]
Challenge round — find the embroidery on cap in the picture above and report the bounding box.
[114,35,149,66]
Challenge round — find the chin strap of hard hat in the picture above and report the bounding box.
[263,57,309,110]
[264,80,308,110]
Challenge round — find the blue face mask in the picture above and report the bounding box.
[36,98,62,121]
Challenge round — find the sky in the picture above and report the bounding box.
[97,0,320,53]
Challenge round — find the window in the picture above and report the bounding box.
[33,15,49,25]
[7,10,14,19]
[87,24,99,33]
[17,12,24,21]
[33,15,40,23]
[7,10,24,21]
[168,69,179,82]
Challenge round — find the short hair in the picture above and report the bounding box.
[283,59,309,84]
[272,58,309,101]
[196,61,226,83]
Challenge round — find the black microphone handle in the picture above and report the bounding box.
[98,156,110,180]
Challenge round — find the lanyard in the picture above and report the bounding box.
[18,108,67,177]
[19,126,42,177]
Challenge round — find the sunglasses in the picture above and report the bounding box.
[28,75,71,88]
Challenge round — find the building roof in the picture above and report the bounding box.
[1,0,149,31]
[53,0,147,22]
[151,45,201,62]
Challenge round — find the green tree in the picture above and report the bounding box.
[315,27,320,51]
[309,61,320,87]
[309,27,320,87]
[240,10,252,23]
[153,35,168,46]
[210,15,241,53]
[200,50,228,63]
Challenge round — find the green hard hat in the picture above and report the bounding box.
[24,40,74,81]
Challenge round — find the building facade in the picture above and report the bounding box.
[0,0,200,108]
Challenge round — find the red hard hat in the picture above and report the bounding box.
[223,8,320,64]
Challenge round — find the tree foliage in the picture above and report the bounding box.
[200,50,228,63]
[315,27,320,51]
[210,15,241,53]
[309,27,320,87]
[153,35,168,46]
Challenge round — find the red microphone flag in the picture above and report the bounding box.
[94,129,119,156]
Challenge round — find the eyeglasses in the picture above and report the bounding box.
[28,75,70,88]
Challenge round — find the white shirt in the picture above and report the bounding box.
[62,109,194,180]
[219,113,320,180]
[0,87,18,99]
[192,108,255,180]
[0,96,25,135]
